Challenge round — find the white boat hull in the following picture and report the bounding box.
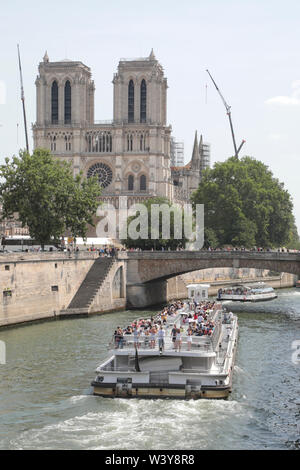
[218,293,277,302]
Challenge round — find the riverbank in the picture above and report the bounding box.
[0,252,126,329]
[0,252,297,329]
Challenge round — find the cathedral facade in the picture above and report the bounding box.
[33,50,209,214]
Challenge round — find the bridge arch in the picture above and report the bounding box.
[119,251,300,308]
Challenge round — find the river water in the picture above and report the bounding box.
[0,288,299,450]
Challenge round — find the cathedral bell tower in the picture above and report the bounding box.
[35,52,95,128]
[112,49,168,125]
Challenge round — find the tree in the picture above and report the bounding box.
[286,219,300,250]
[191,156,295,248]
[121,197,188,250]
[0,149,101,249]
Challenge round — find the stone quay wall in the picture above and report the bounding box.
[0,251,297,328]
[0,252,126,328]
[165,271,296,303]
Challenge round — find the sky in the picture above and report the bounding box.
[0,0,300,229]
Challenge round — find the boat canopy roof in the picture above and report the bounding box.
[187,284,211,289]
[223,283,274,293]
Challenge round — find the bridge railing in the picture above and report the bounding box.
[117,250,300,260]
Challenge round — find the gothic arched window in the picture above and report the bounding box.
[50,135,56,151]
[128,174,134,191]
[140,79,146,123]
[51,81,58,124]
[64,80,71,124]
[127,133,133,151]
[140,174,146,191]
[128,80,134,123]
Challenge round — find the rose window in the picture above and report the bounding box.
[87,163,113,188]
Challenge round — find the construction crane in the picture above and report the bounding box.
[17,44,29,153]
[206,69,245,159]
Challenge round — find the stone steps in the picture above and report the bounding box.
[62,257,115,312]
[59,308,89,317]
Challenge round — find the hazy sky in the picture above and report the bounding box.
[1,0,300,229]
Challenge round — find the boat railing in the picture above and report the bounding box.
[110,334,213,352]
[211,320,222,350]
[100,365,137,372]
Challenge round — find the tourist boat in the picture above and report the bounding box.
[217,282,277,302]
[91,304,238,400]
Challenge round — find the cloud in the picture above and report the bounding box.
[265,96,300,106]
[265,81,300,106]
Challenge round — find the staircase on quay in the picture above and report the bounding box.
[60,257,115,317]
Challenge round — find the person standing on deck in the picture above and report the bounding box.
[187,330,193,351]
[158,326,165,352]
[133,327,140,349]
[150,326,157,349]
[117,327,124,349]
[175,328,182,352]
[171,324,177,349]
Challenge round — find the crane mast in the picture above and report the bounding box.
[17,44,29,153]
[206,69,245,159]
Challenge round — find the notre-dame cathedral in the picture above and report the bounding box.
[33,50,209,216]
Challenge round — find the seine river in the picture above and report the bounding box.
[0,288,299,450]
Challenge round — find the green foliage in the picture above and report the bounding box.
[0,149,101,248]
[121,197,187,250]
[192,156,295,248]
[286,220,300,250]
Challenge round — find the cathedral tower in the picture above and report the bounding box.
[35,52,95,127]
[113,49,167,125]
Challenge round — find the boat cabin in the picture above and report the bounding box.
[187,284,210,301]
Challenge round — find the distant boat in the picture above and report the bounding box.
[217,282,277,302]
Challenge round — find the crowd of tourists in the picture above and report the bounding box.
[113,299,217,352]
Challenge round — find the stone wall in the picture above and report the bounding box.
[0,252,124,328]
[166,276,187,302]
[89,261,127,313]
[167,270,296,301]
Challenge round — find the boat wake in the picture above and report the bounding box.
[8,398,247,450]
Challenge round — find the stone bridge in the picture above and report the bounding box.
[117,251,300,308]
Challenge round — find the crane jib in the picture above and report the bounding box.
[206,69,245,158]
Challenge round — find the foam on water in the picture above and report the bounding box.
[10,398,248,450]
[68,395,89,404]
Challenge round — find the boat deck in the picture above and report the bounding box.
[110,308,221,356]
